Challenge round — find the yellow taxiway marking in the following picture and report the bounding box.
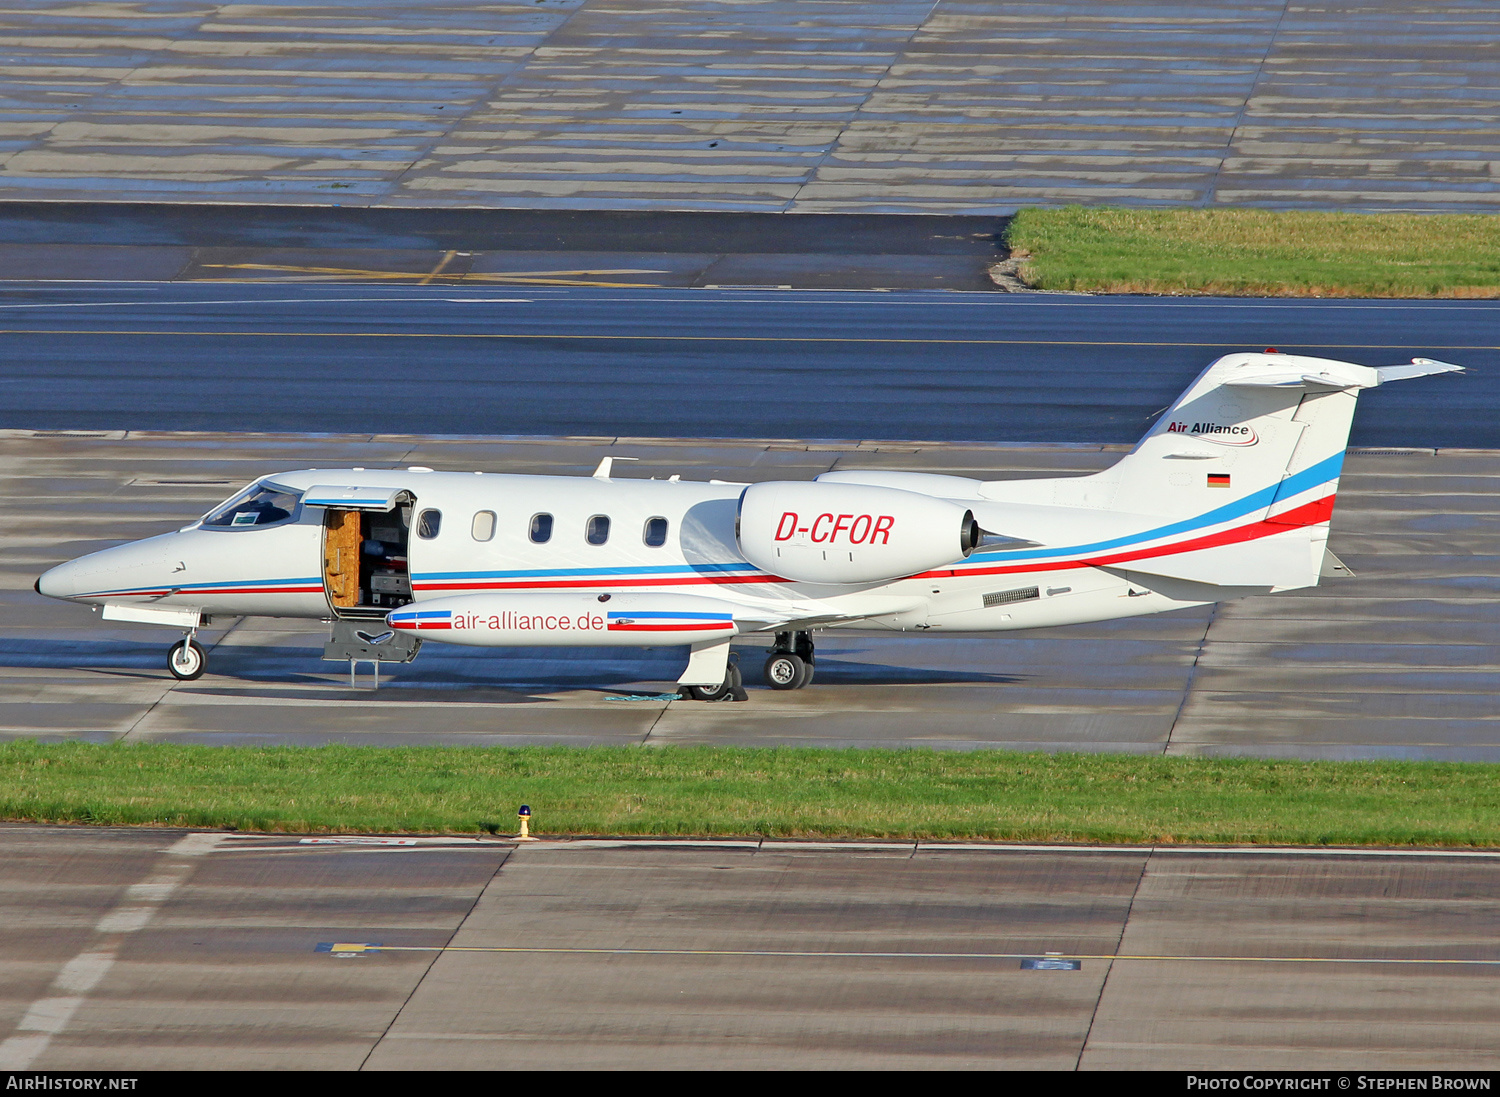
[418,250,458,286]
[1,329,1494,350]
[195,262,668,288]
[325,943,1500,966]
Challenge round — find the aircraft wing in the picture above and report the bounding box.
[718,594,925,633]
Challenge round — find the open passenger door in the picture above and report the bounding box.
[304,485,414,619]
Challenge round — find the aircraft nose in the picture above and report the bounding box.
[36,557,87,600]
[36,536,180,602]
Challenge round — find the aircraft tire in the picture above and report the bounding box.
[764,652,807,691]
[167,638,206,681]
[688,661,742,702]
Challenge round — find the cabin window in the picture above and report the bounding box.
[643,516,669,547]
[586,515,611,546]
[417,509,442,539]
[202,481,302,530]
[529,513,553,543]
[471,510,496,542]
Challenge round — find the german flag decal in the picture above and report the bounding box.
[1207,473,1231,488]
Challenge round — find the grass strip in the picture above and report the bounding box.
[1005,207,1500,298]
[2,742,1498,846]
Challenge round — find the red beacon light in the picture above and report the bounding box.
[1263,347,1280,353]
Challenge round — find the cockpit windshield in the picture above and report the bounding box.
[201,481,303,530]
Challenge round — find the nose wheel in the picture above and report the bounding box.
[167,638,206,681]
[764,631,815,690]
[682,659,746,702]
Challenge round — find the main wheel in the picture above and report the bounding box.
[764,651,807,691]
[167,638,206,681]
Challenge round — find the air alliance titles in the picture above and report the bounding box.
[1165,421,1258,445]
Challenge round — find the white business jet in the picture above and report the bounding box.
[36,352,1460,699]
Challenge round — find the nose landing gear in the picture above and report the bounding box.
[167,636,206,680]
[683,658,746,702]
[764,631,815,691]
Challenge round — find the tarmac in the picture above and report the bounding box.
[0,2,1494,212]
[0,203,1008,291]
[2,827,1497,1070]
[0,279,1495,446]
[5,432,1500,761]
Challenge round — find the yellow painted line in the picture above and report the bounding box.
[0,329,1493,350]
[328,944,1500,966]
[196,263,665,288]
[418,250,458,286]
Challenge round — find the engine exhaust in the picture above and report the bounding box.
[960,511,981,557]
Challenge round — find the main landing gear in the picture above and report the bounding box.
[764,631,815,691]
[167,636,206,681]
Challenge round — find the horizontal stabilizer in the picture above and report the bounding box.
[1225,356,1464,390]
[1375,358,1465,384]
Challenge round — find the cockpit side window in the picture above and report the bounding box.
[202,481,303,530]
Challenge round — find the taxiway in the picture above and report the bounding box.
[3,827,1497,1070]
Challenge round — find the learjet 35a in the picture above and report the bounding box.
[36,352,1461,699]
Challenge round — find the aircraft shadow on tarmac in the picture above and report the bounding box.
[0,639,1024,692]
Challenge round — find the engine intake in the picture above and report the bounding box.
[738,481,977,585]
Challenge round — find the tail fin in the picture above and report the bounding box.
[1081,353,1459,517]
[998,353,1462,589]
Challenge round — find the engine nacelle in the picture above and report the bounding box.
[737,481,979,585]
[389,592,741,647]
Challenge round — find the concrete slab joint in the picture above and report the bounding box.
[0,2,1490,212]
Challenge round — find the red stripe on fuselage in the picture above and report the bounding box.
[84,584,324,599]
[607,622,734,632]
[922,495,1338,580]
[394,496,1339,603]
[191,585,324,595]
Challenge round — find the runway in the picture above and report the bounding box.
[6,432,1500,760]
[3,827,1497,1070]
[0,281,1494,445]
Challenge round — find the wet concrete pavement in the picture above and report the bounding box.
[2,828,1497,1070]
[0,2,1494,212]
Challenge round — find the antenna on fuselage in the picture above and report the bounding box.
[592,456,639,480]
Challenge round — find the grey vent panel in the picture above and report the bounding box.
[983,586,1040,608]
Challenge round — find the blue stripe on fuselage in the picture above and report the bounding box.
[406,453,1345,584]
[413,562,758,581]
